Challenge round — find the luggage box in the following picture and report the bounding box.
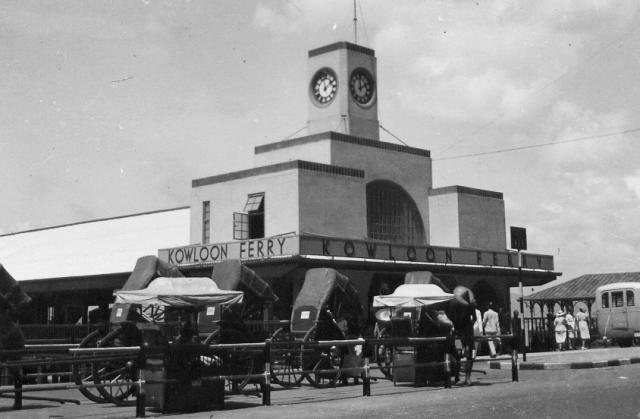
[392,346,416,384]
[143,353,225,413]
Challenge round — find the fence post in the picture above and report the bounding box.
[443,352,452,389]
[511,347,518,382]
[12,368,23,410]
[135,346,146,418]
[262,338,271,406]
[362,355,371,397]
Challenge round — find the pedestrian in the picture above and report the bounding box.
[511,310,522,351]
[554,310,567,351]
[472,307,483,359]
[546,311,556,350]
[565,309,576,350]
[498,307,511,353]
[448,286,477,385]
[482,302,500,358]
[576,308,590,350]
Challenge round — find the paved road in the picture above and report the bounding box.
[175,364,640,419]
[2,347,640,418]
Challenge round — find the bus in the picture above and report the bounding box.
[594,282,640,347]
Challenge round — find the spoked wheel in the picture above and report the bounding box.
[72,329,108,403]
[375,327,393,379]
[229,356,254,392]
[302,326,342,388]
[204,330,255,393]
[269,328,304,387]
[92,326,138,406]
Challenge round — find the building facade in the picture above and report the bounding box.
[166,42,558,322]
[0,41,559,327]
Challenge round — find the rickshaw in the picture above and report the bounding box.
[373,271,451,378]
[78,256,277,403]
[270,268,363,388]
[372,279,455,385]
[203,259,279,391]
[112,275,243,413]
[72,255,184,404]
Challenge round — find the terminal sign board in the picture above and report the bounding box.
[159,236,299,266]
[159,234,554,271]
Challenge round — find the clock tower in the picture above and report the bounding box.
[307,42,380,140]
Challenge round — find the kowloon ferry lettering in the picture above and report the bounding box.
[164,237,289,265]
[160,234,553,271]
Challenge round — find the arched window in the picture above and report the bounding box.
[366,180,425,244]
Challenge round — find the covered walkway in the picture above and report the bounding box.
[523,272,640,351]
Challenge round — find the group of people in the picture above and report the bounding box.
[471,302,522,358]
[552,307,590,351]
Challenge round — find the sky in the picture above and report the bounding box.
[2,0,640,284]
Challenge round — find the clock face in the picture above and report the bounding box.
[311,69,338,104]
[350,69,375,105]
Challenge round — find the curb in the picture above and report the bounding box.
[488,356,640,370]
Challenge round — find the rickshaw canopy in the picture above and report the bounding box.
[404,271,450,293]
[212,259,278,302]
[372,284,454,308]
[114,276,243,308]
[292,268,361,317]
[122,255,184,291]
[0,263,31,309]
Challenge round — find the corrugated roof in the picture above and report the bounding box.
[0,208,190,281]
[525,272,640,301]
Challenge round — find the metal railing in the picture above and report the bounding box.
[0,334,517,418]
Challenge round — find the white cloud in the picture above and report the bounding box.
[624,171,640,199]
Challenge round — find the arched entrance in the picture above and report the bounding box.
[366,180,425,244]
[472,279,501,311]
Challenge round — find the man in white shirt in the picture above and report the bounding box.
[482,302,500,357]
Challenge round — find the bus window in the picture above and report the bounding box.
[602,293,609,308]
[612,291,624,308]
[627,290,635,306]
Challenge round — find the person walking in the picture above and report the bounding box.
[565,309,576,350]
[482,302,500,358]
[576,308,591,350]
[554,310,567,351]
[472,307,483,359]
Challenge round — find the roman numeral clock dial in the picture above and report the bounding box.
[311,69,338,105]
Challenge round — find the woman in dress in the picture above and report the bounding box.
[565,309,576,350]
[554,311,567,351]
[576,308,590,350]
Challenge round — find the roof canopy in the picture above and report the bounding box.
[114,276,243,308]
[373,284,454,308]
[525,272,640,302]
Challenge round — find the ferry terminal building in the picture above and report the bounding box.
[0,42,559,327]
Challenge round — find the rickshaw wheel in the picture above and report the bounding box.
[302,326,342,388]
[375,327,393,379]
[229,357,254,392]
[204,330,254,393]
[269,328,304,387]
[72,328,108,403]
[91,327,137,406]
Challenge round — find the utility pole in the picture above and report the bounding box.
[511,226,527,362]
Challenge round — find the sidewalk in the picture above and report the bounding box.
[484,345,640,370]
